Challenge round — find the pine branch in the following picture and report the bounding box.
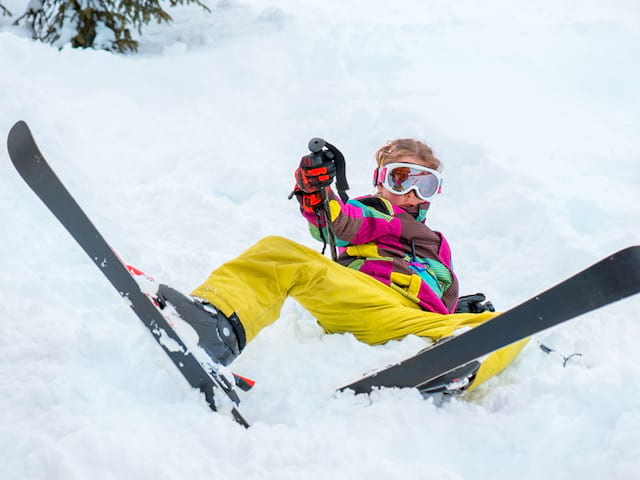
[16,0,212,53]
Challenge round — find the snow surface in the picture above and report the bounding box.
[1,1,639,479]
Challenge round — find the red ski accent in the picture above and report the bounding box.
[127,264,156,281]
[232,373,256,392]
[127,264,146,276]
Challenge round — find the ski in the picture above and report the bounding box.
[7,120,250,428]
[339,245,640,395]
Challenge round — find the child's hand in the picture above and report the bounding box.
[455,293,496,313]
[295,153,337,193]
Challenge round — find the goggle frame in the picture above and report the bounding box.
[373,162,444,201]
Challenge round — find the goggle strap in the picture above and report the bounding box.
[373,167,388,186]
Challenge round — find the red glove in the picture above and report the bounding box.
[294,153,336,193]
[293,186,323,213]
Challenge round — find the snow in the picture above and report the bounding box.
[1,0,639,478]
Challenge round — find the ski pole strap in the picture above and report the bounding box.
[333,152,349,202]
[324,140,350,203]
[538,342,583,367]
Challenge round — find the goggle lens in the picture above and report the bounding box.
[389,166,440,198]
[377,163,443,201]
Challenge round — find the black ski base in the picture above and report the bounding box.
[340,245,640,396]
[7,120,250,427]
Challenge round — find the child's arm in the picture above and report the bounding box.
[298,189,398,246]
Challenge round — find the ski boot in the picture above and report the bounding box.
[156,284,246,366]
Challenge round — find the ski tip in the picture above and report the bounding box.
[610,245,640,266]
[8,120,29,141]
[614,245,639,254]
[7,120,34,161]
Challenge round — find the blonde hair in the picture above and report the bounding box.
[375,139,441,171]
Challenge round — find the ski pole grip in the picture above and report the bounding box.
[307,137,332,168]
[308,137,326,154]
[308,137,349,202]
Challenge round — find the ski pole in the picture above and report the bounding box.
[307,137,338,261]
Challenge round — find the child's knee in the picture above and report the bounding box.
[254,235,292,250]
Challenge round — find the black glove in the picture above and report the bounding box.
[455,293,496,314]
[294,151,337,193]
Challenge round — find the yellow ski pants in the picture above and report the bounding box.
[191,236,528,392]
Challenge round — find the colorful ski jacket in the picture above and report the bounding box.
[302,193,459,313]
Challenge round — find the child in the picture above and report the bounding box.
[158,139,528,392]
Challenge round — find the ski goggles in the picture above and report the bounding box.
[374,163,443,201]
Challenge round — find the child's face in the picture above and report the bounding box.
[376,155,432,210]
